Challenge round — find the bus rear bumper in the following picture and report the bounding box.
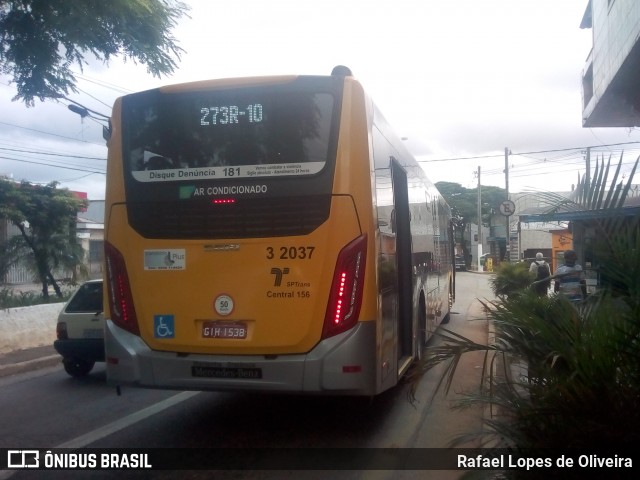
[105,319,378,396]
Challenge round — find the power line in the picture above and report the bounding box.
[74,87,114,110]
[513,142,640,157]
[0,147,106,169]
[73,72,133,95]
[0,121,106,147]
[0,138,104,161]
[0,155,106,175]
[489,150,640,178]
[0,149,106,172]
[0,147,105,161]
[419,152,503,163]
[56,171,103,183]
[419,141,640,163]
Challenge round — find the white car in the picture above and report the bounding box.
[53,279,104,377]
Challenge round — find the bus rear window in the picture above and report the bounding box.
[122,88,335,182]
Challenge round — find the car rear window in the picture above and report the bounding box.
[65,282,103,313]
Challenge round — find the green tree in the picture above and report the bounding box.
[0,0,188,105]
[436,181,507,265]
[0,179,86,298]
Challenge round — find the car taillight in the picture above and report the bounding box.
[322,235,367,339]
[105,241,139,335]
[56,322,68,340]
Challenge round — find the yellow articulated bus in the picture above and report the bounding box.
[103,66,454,396]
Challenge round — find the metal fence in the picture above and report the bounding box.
[2,264,33,285]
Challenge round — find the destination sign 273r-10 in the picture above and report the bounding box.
[200,104,263,125]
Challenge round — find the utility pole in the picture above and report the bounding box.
[585,146,591,188]
[477,165,482,271]
[504,147,510,197]
[504,147,510,261]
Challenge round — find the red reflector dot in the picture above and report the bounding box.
[342,365,362,373]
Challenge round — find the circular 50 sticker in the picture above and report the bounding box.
[214,294,234,316]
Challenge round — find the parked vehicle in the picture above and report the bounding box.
[54,279,104,377]
[455,255,466,271]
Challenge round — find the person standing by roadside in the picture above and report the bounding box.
[529,252,551,296]
[553,250,587,302]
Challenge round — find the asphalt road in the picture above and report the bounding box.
[0,271,494,480]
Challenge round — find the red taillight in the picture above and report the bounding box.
[105,241,139,335]
[56,322,68,340]
[322,235,367,339]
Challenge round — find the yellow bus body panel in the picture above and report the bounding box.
[330,78,378,325]
[105,196,362,355]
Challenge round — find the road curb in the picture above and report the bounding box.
[0,355,60,378]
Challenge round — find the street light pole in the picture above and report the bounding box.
[65,98,111,142]
[64,97,110,121]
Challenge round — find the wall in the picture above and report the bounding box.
[0,303,64,354]
[590,0,640,103]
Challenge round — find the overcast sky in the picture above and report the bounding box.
[1,0,639,201]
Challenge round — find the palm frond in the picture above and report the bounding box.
[406,151,640,453]
[407,326,495,403]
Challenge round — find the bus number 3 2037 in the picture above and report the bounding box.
[266,246,315,260]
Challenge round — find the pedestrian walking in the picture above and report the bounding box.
[553,250,587,302]
[529,252,551,296]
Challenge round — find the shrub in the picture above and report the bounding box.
[0,285,75,309]
[409,154,640,477]
[489,261,533,298]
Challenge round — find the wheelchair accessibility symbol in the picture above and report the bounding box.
[154,315,175,338]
